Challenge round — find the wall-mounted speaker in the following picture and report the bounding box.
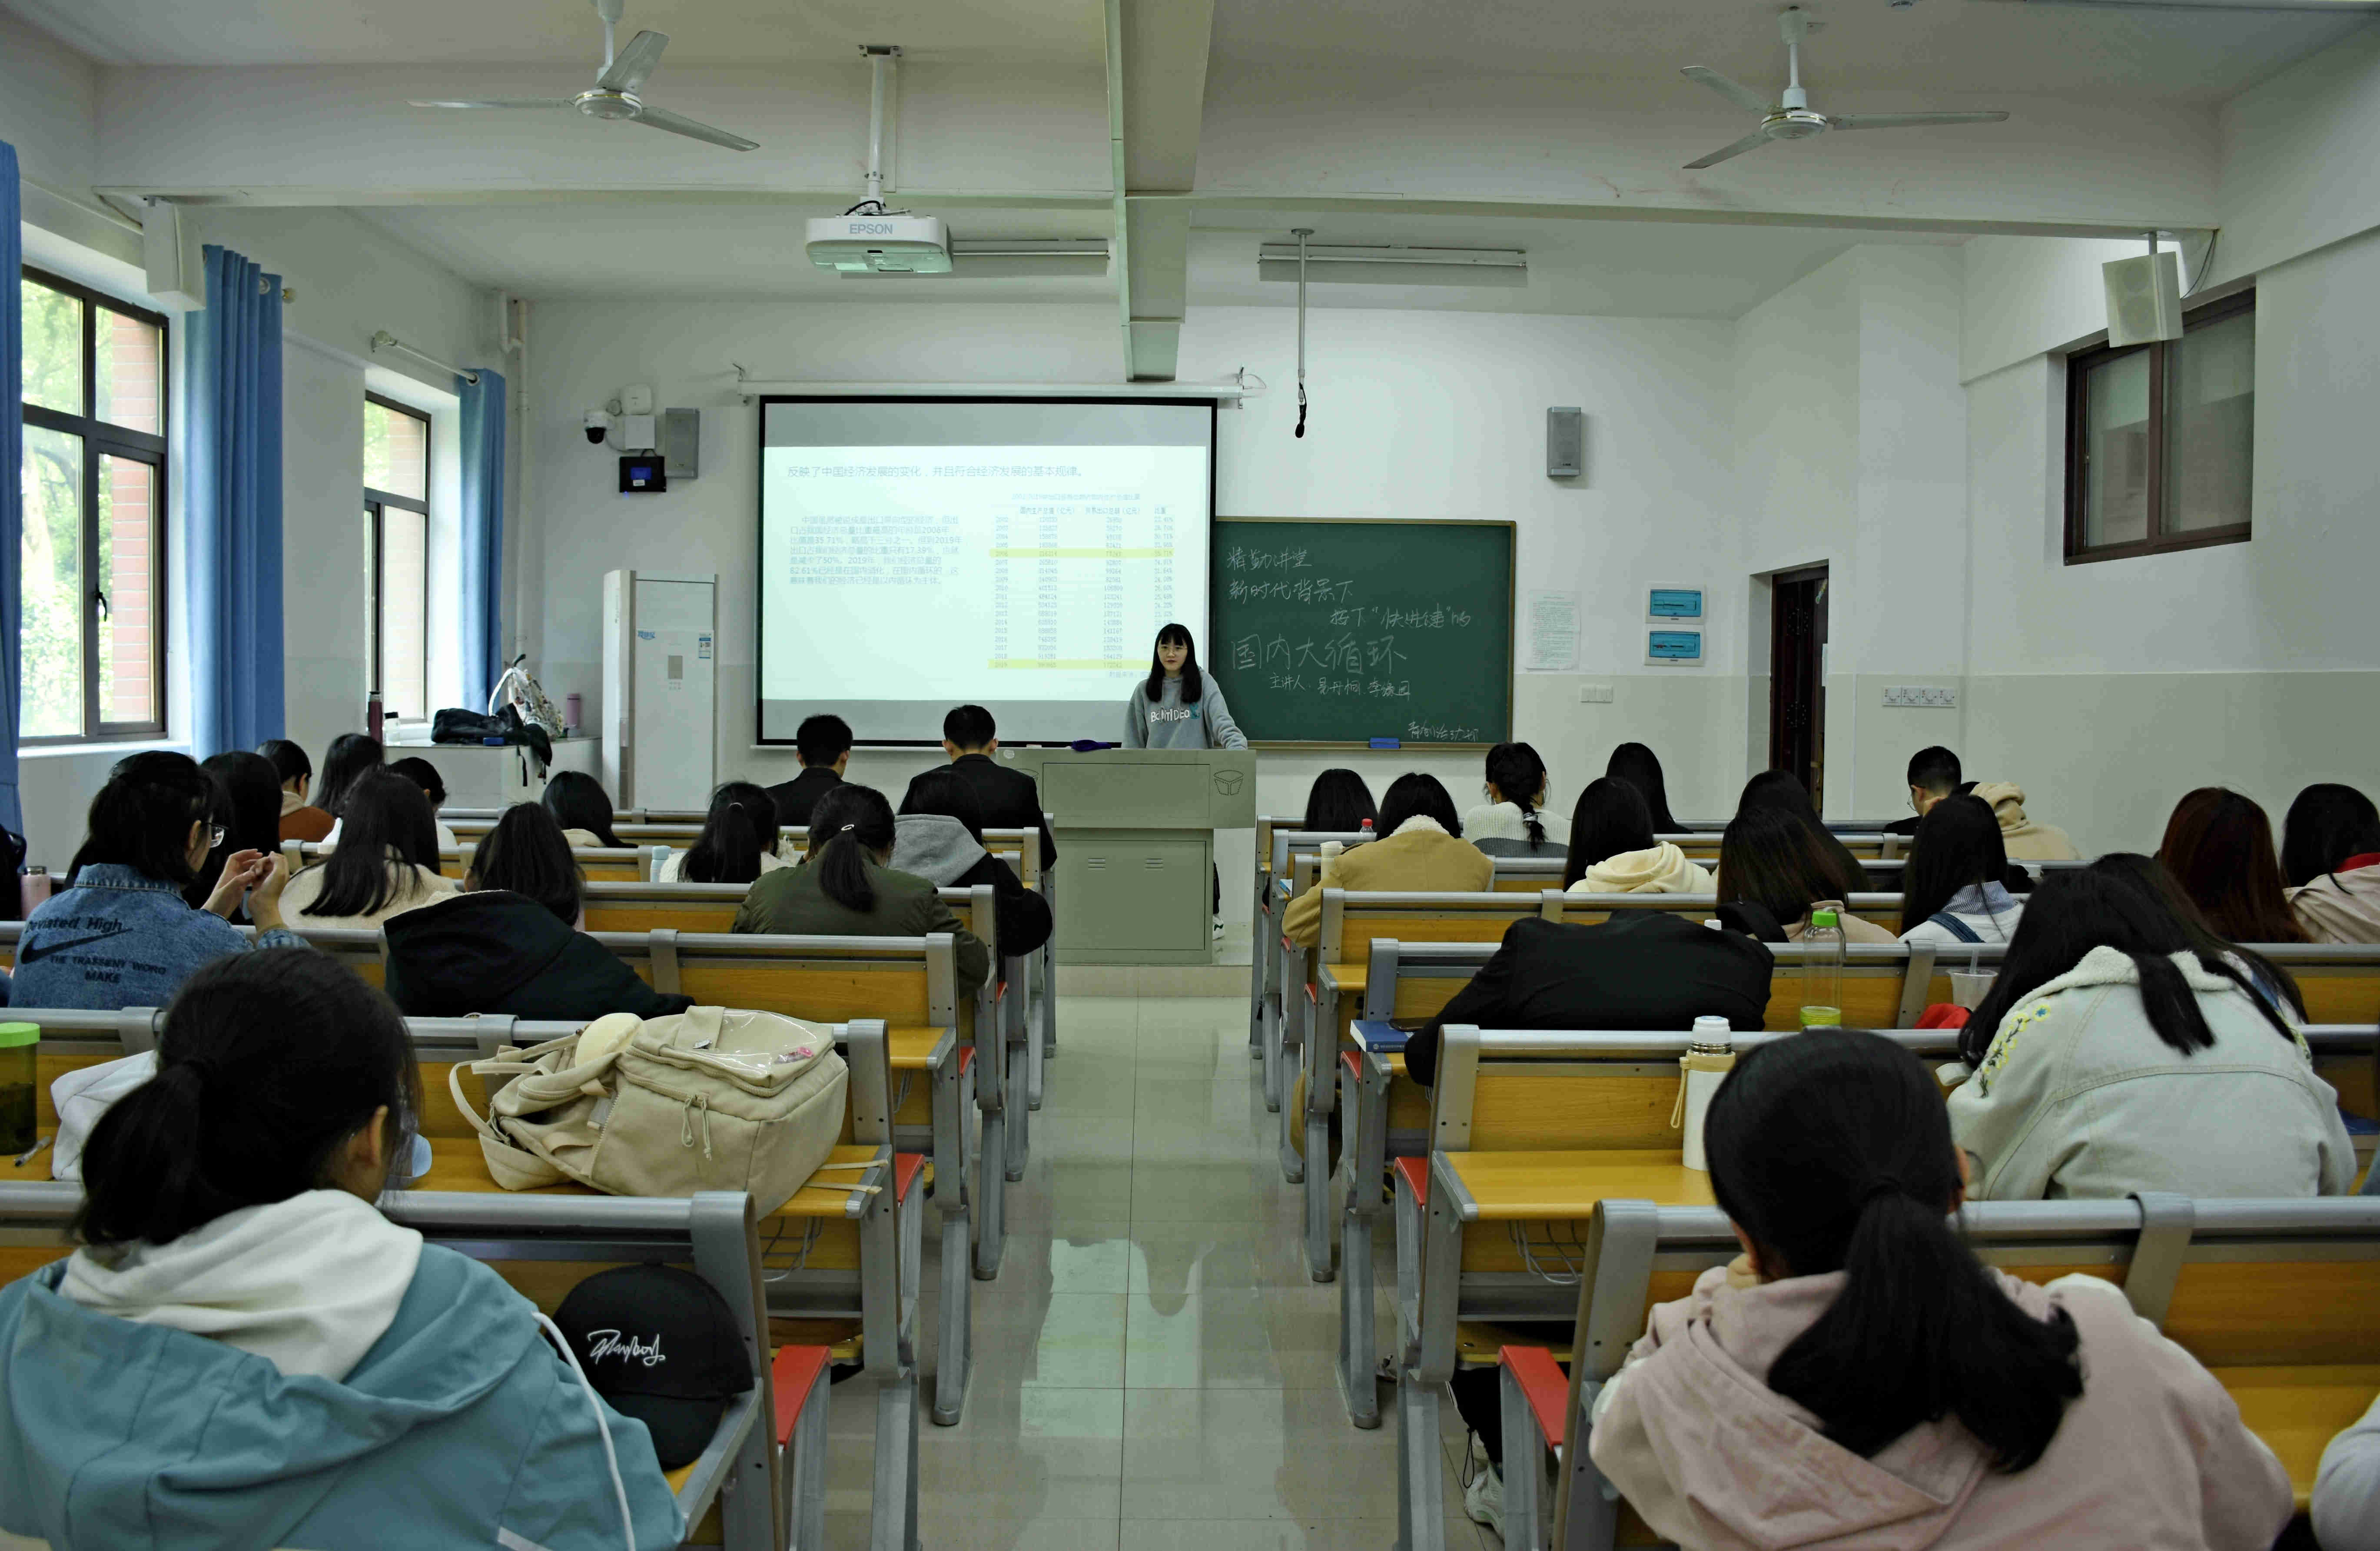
[1547,406,1584,479]
[2103,251,2183,347]
[140,200,202,312]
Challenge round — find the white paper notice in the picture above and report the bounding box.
[1523,590,1581,673]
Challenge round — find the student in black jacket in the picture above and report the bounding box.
[906,705,1056,870]
[891,768,1054,959]
[765,714,852,827]
[1401,912,1773,1086]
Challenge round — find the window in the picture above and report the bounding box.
[19,267,169,742]
[364,395,430,724]
[2065,290,2255,564]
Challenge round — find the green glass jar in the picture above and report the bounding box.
[0,1023,38,1156]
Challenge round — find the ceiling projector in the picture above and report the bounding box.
[806,213,952,275]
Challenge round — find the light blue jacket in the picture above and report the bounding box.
[9,864,305,1011]
[1122,676,1248,749]
[0,1247,683,1550]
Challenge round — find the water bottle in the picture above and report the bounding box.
[0,1023,38,1156]
[1359,817,1375,841]
[1801,906,1845,1028]
[1317,840,1344,884]
[1673,1016,1737,1172]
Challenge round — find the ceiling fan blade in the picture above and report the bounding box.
[1683,131,1774,169]
[1826,111,2011,130]
[596,29,671,93]
[1680,66,1775,116]
[408,98,572,110]
[630,103,760,151]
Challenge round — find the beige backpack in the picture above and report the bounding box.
[449,1005,848,1217]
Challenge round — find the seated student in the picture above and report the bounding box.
[910,704,1056,869]
[1461,741,1566,858]
[541,770,626,850]
[2282,783,2380,944]
[2154,787,2305,945]
[1968,779,2081,861]
[387,755,461,850]
[1899,794,2025,946]
[184,750,285,917]
[1735,768,1875,893]
[1604,742,1681,832]
[736,784,990,995]
[1885,744,1962,837]
[2096,852,2307,1027]
[384,803,693,1020]
[1714,806,1895,943]
[259,737,334,842]
[1950,861,2353,1200]
[659,782,789,883]
[893,768,1054,959]
[1281,774,1491,950]
[1300,767,1377,834]
[279,770,458,932]
[0,950,682,1550]
[2317,1390,2380,1551]
[312,732,385,847]
[765,714,852,828]
[1563,777,1712,895]
[15,752,302,1009]
[1589,1028,2292,1551]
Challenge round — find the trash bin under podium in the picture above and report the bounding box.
[991,747,1256,966]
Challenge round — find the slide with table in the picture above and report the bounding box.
[757,398,1215,744]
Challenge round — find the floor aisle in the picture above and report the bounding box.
[821,993,1493,1549]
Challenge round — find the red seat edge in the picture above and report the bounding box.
[1391,1156,1429,1205]
[1499,1344,1569,1451]
[771,1345,832,1445]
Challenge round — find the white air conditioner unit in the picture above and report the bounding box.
[805,214,952,275]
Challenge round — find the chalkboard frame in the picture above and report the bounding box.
[1213,515,1517,750]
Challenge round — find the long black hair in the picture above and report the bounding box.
[2095,851,2306,1024]
[1143,622,1204,704]
[182,756,256,912]
[72,949,422,1248]
[1960,858,2301,1067]
[1899,794,2014,937]
[1715,805,1867,926]
[1301,769,1377,834]
[807,783,897,912]
[1605,743,1679,831]
[1563,777,1656,888]
[2280,783,2380,889]
[680,782,780,886]
[1482,742,1550,848]
[1377,772,1463,838]
[315,733,385,819]
[256,737,313,791]
[1739,769,1870,891]
[299,770,442,919]
[467,802,584,925]
[542,770,625,849]
[1705,1029,2082,1469]
[67,751,218,888]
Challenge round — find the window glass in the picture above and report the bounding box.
[364,400,429,501]
[2080,349,2152,551]
[21,425,85,737]
[94,309,165,436]
[379,505,429,722]
[99,455,160,725]
[21,278,81,416]
[2165,306,2254,534]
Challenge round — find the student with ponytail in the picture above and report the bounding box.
[734,784,989,994]
[1589,1028,2291,1551]
[1463,741,1565,857]
[663,781,788,883]
[1951,859,2353,1201]
[0,950,682,1550]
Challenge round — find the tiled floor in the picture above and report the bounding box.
[818,994,1494,1550]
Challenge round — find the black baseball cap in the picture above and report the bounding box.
[555,1264,754,1469]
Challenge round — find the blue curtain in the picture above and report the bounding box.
[186,245,285,758]
[458,369,506,711]
[0,140,22,839]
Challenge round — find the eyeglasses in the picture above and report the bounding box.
[208,824,226,849]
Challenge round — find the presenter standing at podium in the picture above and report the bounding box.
[1123,624,1248,751]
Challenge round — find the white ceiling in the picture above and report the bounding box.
[352,198,1962,317]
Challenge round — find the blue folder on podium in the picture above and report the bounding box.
[1351,1020,1411,1054]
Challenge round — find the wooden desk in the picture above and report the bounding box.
[1439,1150,1715,1220]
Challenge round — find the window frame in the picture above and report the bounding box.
[363,392,432,724]
[2063,288,2257,566]
[18,263,171,744]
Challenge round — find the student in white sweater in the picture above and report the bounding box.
[1461,742,1566,858]
[1949,861,2354,1202]
[1562,777,1710,894]
[1897,794,2025,946]
[279,771,456,933]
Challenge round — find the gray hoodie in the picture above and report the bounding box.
[890,813,988,886]
[1122,675,1248,749]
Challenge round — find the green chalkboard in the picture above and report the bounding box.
[1211,517,1514,747]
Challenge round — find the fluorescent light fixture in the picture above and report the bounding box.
[1256,243,1530,289]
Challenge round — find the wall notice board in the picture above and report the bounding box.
[1211,517,1515,747]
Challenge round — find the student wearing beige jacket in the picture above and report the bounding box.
[1281,774,1490,950]
[1587,1029,2292,1551]
[1968,780,2081,861]
[1561,777,1712,895]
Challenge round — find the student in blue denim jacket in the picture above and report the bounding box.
[12,751,305,1010]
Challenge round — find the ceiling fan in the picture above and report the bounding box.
[409,0,757,152]
[1679,7,2007,169]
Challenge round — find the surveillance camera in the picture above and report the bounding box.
[584,411,610,446]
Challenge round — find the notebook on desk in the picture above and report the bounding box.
[1351,1020,1416,1053]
